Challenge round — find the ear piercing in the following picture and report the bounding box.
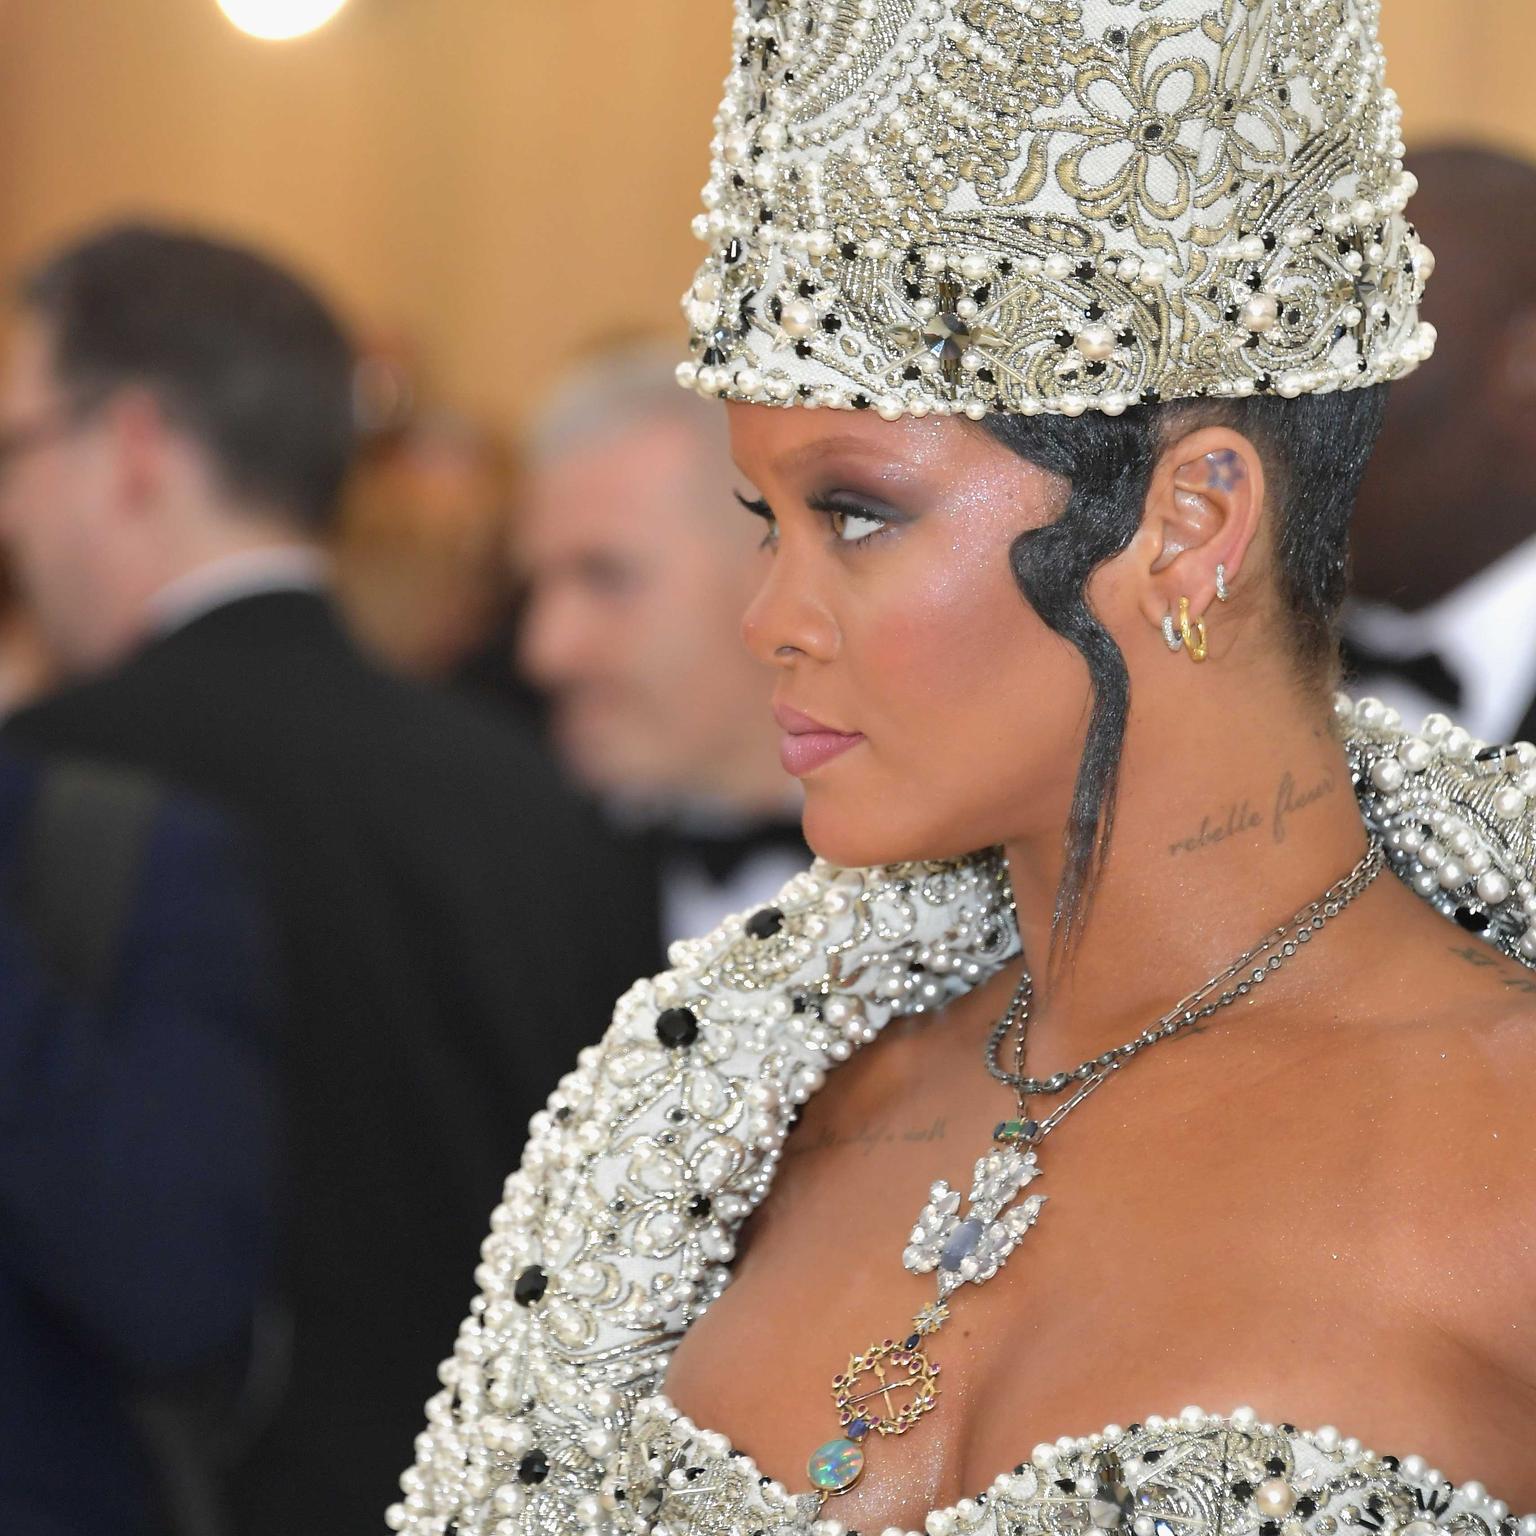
[1178,596,1208,662]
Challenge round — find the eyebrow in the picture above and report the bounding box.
[769,434,902,475]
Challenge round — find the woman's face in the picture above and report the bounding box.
[728,401,1102,868]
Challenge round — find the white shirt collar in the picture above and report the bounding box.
[146,545,331,640]
[1343,530,1536,743]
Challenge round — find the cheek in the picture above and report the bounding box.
[811,543,1088,860]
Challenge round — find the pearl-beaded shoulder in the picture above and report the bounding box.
[389,702,1536,1535]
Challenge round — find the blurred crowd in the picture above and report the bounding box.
[0,143,1532,1536]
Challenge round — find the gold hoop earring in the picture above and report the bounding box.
[1178,596,1208,663]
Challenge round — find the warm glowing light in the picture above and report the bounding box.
[217,0,352,41]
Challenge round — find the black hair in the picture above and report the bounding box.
[982,384,1389,952]
[20,223,357,532]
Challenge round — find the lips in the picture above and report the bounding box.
[774,702,865,778]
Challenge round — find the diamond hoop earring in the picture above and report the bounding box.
[1215,563,1232,603]
[1178,596,1209,662]
[1161,612,1183,652]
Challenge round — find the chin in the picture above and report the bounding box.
[801,796,979,871]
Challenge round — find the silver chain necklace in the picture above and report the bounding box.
[985,837,1388,1100]
[801,838,1385,1505]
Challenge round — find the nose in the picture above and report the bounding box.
[740,543,839,667]
[518,583,591,689]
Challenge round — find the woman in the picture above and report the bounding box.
[392,2,1536,1531]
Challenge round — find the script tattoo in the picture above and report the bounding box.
[786,1116,949,1158]
[1168,799,1262,857]
[1272,767,1336,844]
[1449,944,1536,996]
[1169,766,1338,856]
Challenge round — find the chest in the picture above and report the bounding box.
[661,1017,1536,1525]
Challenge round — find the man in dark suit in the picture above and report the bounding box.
[0,746,276,1536]
[1345,147,1536,747]
[0,225,655,1532]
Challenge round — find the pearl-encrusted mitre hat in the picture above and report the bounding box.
[676,0,1437,420]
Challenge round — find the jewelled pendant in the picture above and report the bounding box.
[802,1125,1047,1503]
[902,1124,1046,1297]
[807,1325,943,1495]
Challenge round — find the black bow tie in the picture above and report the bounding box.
[1339,631,1463,710]
[662,820,810,884]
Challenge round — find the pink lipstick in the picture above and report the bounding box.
[774,703,865,778]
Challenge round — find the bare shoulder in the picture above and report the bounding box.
[1361,927,1536,1378]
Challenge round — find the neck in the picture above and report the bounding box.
[1001,685,1369,1073]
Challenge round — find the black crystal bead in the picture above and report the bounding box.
[1075,260,1095,280]
[1260,1523,1281,1536]
[1295,1497,1318,1518]
[841,241,858,260]
[746,906,785,938]
[514,1264,548,1306]
[1231,1480,1255,1501]
[1265,1457,1285,1475]
[851,393,871,411]
[904,1333,920,1349]
[517,1450,550,1485]
[656,1007,701,1048]
[794,341,814,358]
[1455,906,1492,933]
[689,1194,713,1219]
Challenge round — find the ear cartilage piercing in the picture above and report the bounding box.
[1162,612,1183,652]
[1215,563,1231,603]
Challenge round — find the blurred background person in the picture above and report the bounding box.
[518,343,807,946]
[1344,146,1536,746]
[336,404,529,711]
[0,223,655,1533]
[0,746,275,1536]
[0,554,51,717]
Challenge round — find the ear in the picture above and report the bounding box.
[102,387,176,517]
[1125,424,1265,635]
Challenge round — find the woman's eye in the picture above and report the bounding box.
[828,507,888,543]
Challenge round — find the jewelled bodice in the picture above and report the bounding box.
[625,1398,1528,1536]
[389,702,1536,1536]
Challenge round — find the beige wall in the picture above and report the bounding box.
[0,1,1529,434]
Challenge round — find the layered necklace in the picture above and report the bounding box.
[801,840,1386,1504]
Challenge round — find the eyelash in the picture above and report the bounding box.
[734,491,893,549]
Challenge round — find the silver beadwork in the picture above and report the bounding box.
[678,0,1436,420]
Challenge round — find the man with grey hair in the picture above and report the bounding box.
[518,342,806,944]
